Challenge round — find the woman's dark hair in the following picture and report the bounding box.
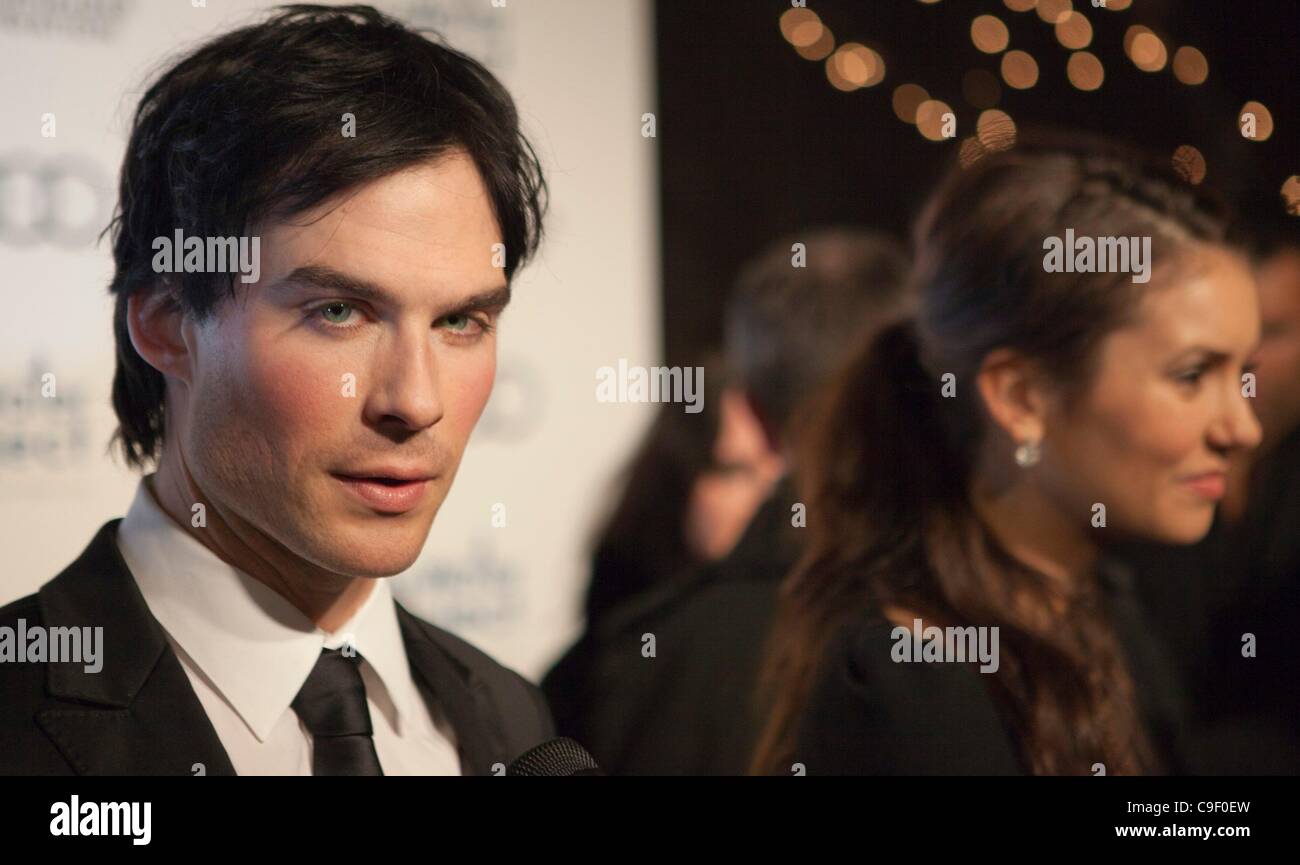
[104,4,547,469]
[752,132,1235,775]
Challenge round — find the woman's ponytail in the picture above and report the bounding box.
[751,314,972,773]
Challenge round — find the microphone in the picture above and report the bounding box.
[506,738,605,776]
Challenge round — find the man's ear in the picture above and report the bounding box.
[126,284,194,384]
[974,346,1050,446]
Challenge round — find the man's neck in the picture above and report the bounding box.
[145,467,375,633]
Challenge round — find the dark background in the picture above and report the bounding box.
[654,0,1300,364]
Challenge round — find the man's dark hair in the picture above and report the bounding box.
[105,4,547,469]
[723,228,910,444]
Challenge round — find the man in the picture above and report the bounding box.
[0,5,553,775]
[543,229,910,774]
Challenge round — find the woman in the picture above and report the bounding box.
[752,136,1263,775]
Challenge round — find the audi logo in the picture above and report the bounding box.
[0,152,111,249]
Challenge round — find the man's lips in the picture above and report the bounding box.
[331,473,432,513]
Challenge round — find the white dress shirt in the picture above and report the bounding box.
[114,475,462,776]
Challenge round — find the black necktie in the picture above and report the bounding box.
[291,648,384,776]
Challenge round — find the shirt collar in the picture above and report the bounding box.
[114,475,423,742]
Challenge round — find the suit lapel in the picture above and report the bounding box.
[35,519,236,776]
[395,604,508,775]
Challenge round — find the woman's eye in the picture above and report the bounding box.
[1176,367,1206,385]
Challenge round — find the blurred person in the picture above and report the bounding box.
[547,358,777,753]
[0,5,556,776]
[1115,202,1300,773]
[1244,223,1300,456]
[753,135,1262,776]
[580,354,741,631]
[544,228,910,774]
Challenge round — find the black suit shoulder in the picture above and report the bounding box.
[398,608,555,747]
[1,519,555,775]
[792,614,1023,775]
[0,592,78,775]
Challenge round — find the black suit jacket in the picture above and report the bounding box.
[0,519,554,775]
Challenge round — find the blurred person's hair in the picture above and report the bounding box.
[753,133,1236,776]
[104,4,546,469]
[724,228,910,446]
[584,354,728,624]
[1231,182,1299,261]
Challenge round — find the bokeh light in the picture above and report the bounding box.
[1172,46,1209,85]
[863,47,887,87]
[1127,27,1168,72]
[1282,176,1300,216]
[1239,101,1275,142]
[796,25,835,61]
[1055,11,1092,49]
[1123,24,1150,53]
[827,43,883,91]
[977,109,1017,152]
[781,8,822,47]
[1171,145,1206,185]
[971,15,1010,54]
[959,135,988,168]
[1036,0,1072,25]
[893,83,930,124]
[917,99,956,141]
[1001,50,1039,89]
[1067,51,1104,91]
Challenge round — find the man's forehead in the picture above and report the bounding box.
[252,158,507,307]
[260,152,501,258]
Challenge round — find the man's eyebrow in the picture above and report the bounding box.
[278,264,510,312]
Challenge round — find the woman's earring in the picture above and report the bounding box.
[1014,439,1042,468]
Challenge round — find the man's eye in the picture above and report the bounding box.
[438,313,492,337]
[318,302,355,326]
[1176,366,1206,385]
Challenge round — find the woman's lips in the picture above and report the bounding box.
[1182,473,1226,500]
[332,474,430,513]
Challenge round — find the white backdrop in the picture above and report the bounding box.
[0,0,660,679]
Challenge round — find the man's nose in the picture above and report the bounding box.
[364,327,445,432]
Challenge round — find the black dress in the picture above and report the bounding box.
[790,556,1190,775]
